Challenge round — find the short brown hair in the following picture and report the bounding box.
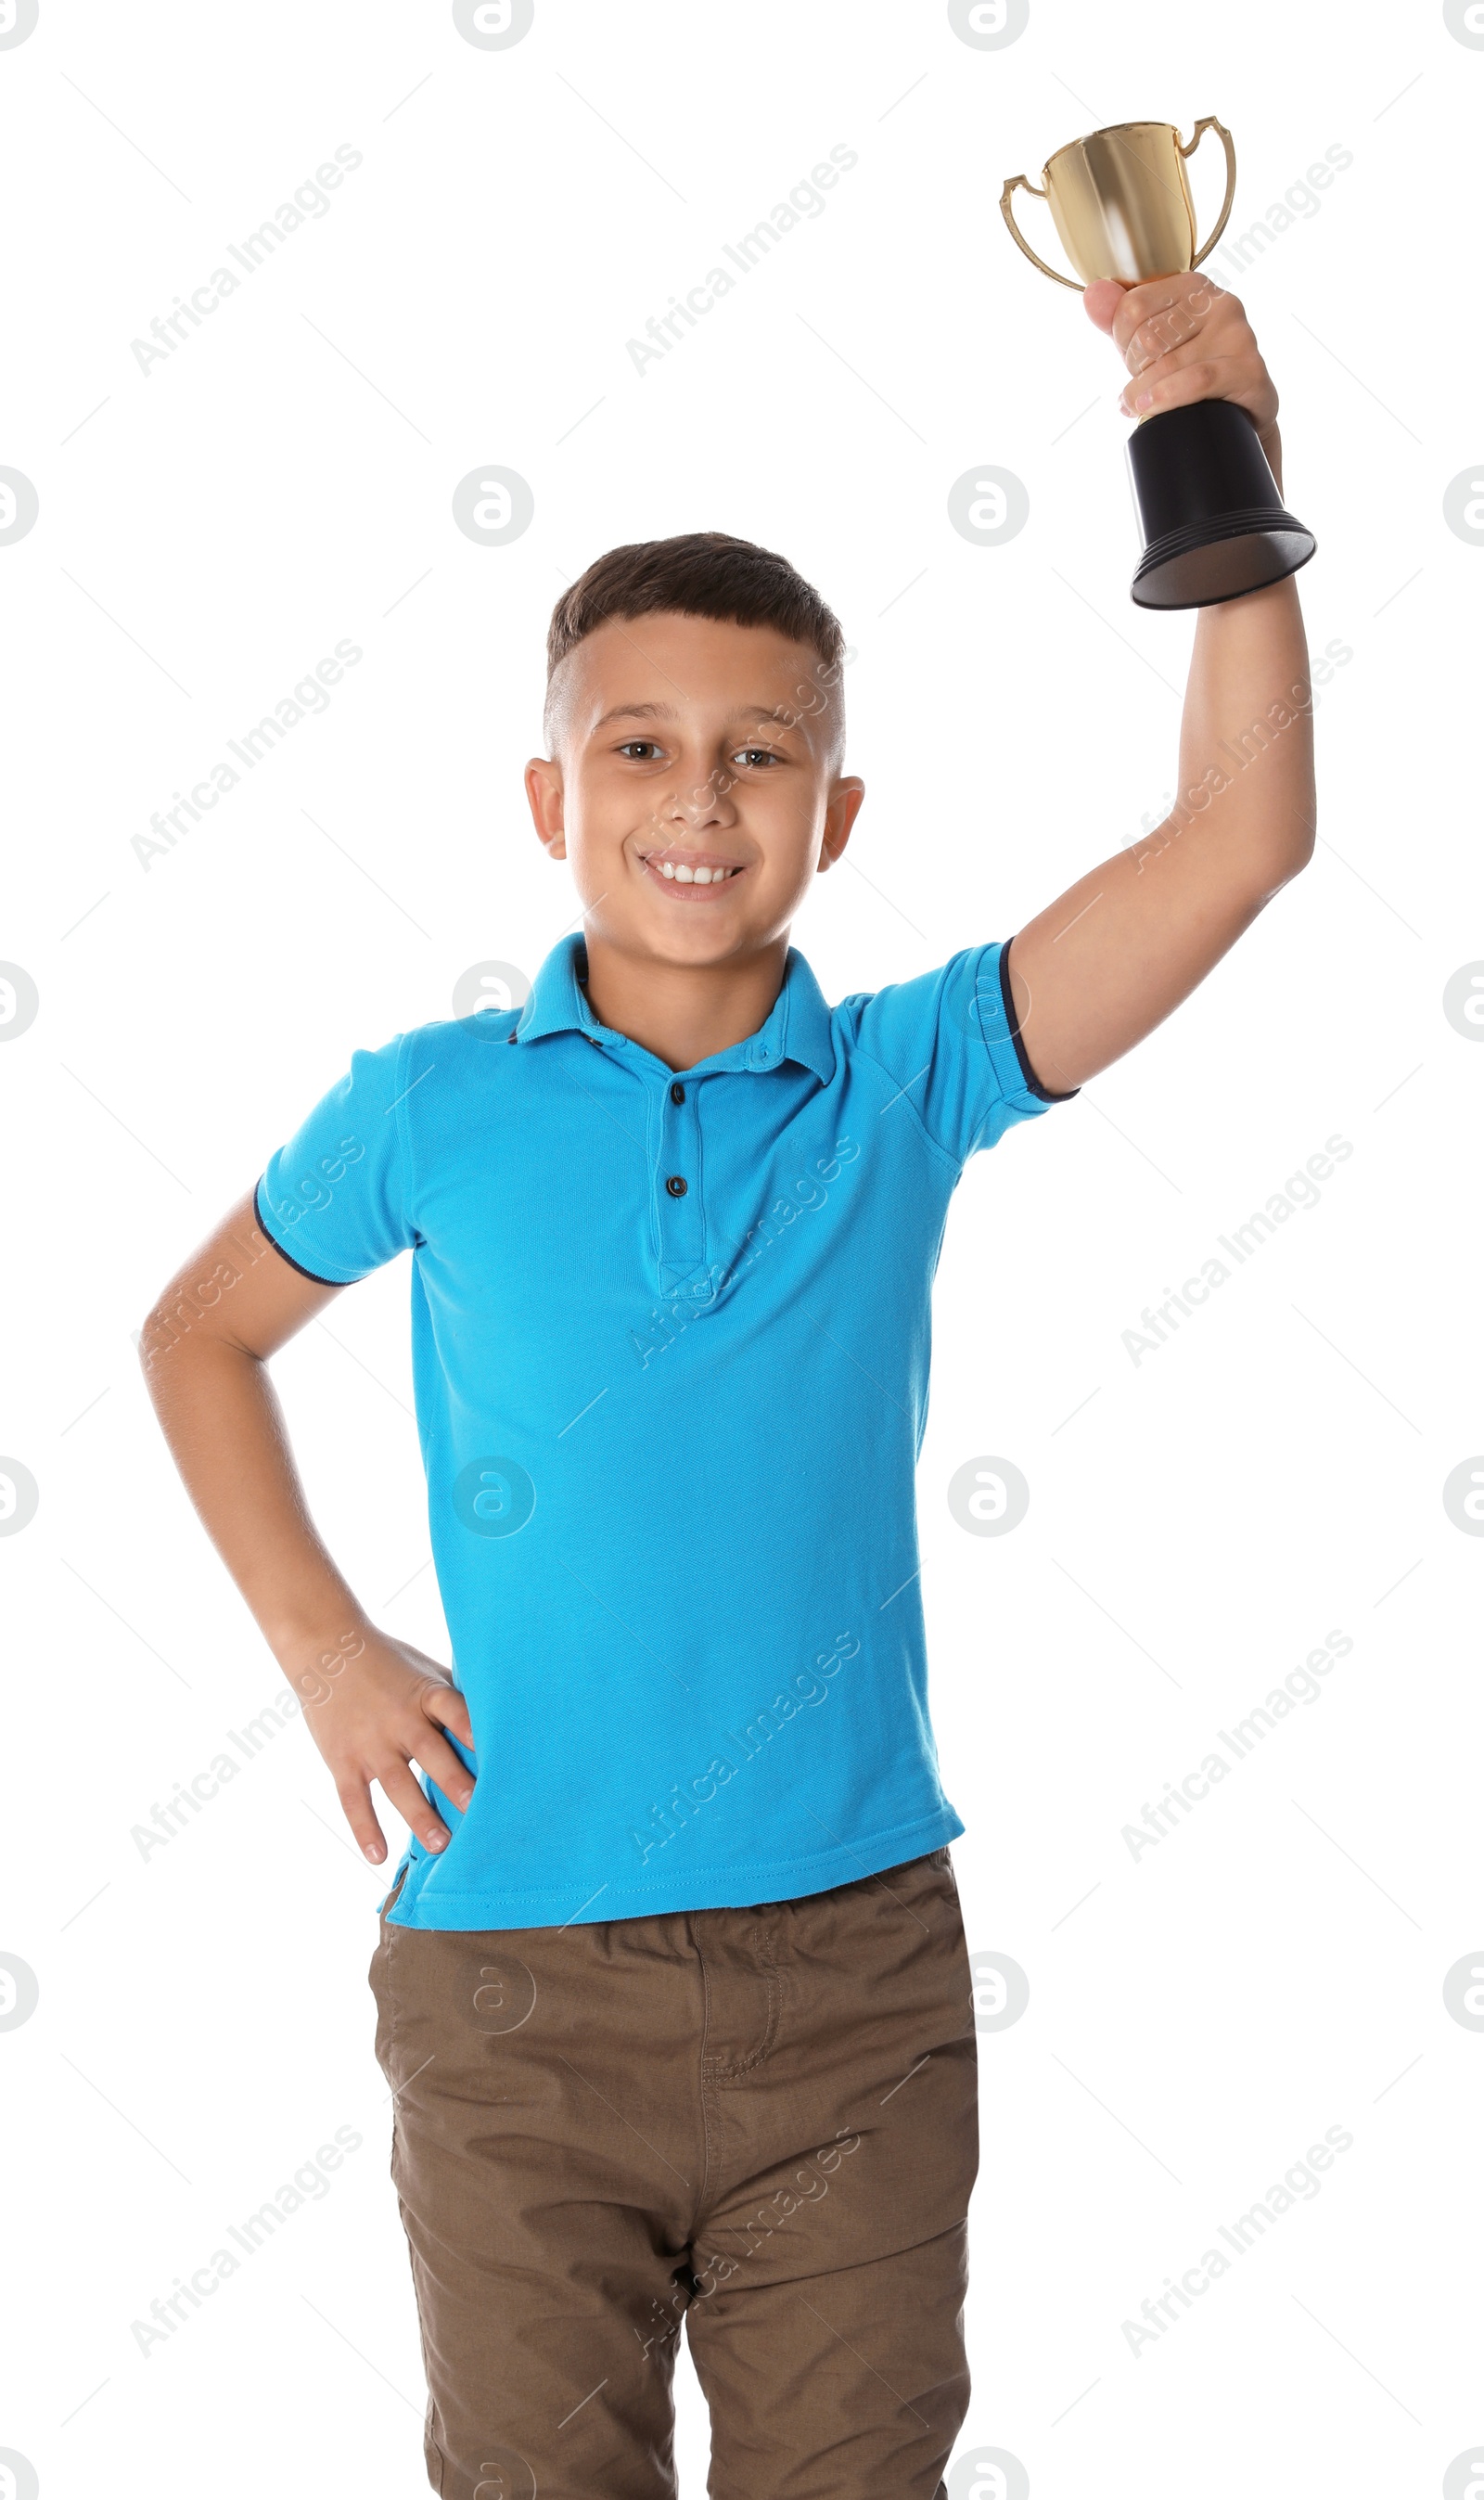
[544,530,846,751]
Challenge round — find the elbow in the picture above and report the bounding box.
[136,1305,170,1390]
[1288,781,1319,877]
[1248,800,1316,904]
[1284,807,1318,887]
[137,1288,186,1387]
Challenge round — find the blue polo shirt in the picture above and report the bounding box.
[255,932,1074,1930]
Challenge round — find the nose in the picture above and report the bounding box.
[659,762,737,829]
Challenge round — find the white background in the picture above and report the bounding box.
[3,1,1481,2494]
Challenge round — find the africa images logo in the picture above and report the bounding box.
[454,1456,537,1538]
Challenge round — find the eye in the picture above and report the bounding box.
[733,746,782,770]
[617,738,665,761]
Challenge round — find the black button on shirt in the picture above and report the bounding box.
[666,1174,687,1198]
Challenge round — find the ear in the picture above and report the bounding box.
[525,756,567,860]
[816,776,865,873]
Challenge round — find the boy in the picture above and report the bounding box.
[143,274,1314,2498]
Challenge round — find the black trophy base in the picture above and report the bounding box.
[1126,399,1316,610]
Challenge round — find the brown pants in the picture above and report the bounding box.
[369,1848,979,2498]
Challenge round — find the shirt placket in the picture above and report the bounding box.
[655,1073,707,1300]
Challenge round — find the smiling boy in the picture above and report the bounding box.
[143,275,1315,2499]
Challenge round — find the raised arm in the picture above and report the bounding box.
[1005,275,1316,1096]
[139,1194,474,1863]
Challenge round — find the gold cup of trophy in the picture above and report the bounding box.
[1001,120,1316,608]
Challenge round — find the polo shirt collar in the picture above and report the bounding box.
[513,933,835,1082]
[513,932,599,1048]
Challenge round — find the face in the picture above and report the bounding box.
[525,612,864,968]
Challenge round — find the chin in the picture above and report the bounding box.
[645,917,750,962]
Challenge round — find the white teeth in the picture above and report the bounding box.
[651,859,737,883]
[693,865,713,884]
[673,863,694,882]
[660,861,676,878]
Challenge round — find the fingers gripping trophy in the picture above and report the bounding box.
[1001,119,1316,608]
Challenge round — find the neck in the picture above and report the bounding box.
[580,930,789,1074]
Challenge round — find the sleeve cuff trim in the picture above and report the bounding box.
[253,1177,350,1288]
[997,940,1081,1104]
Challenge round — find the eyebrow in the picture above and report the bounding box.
[589,700,807,735]
[590,700,674,730]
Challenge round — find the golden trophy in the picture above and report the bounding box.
[1001,120,1316,609]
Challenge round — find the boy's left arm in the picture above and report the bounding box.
[1005,274,1316,1097]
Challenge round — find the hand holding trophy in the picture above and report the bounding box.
[1002,120,1315,609]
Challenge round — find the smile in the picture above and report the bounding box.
[638,851,748,899]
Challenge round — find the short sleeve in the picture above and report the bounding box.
[849,939,1079,1166]
[254,1032,418,1286]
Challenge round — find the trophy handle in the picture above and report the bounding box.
[1180,116,1237,267]
[999,174,1082,290]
